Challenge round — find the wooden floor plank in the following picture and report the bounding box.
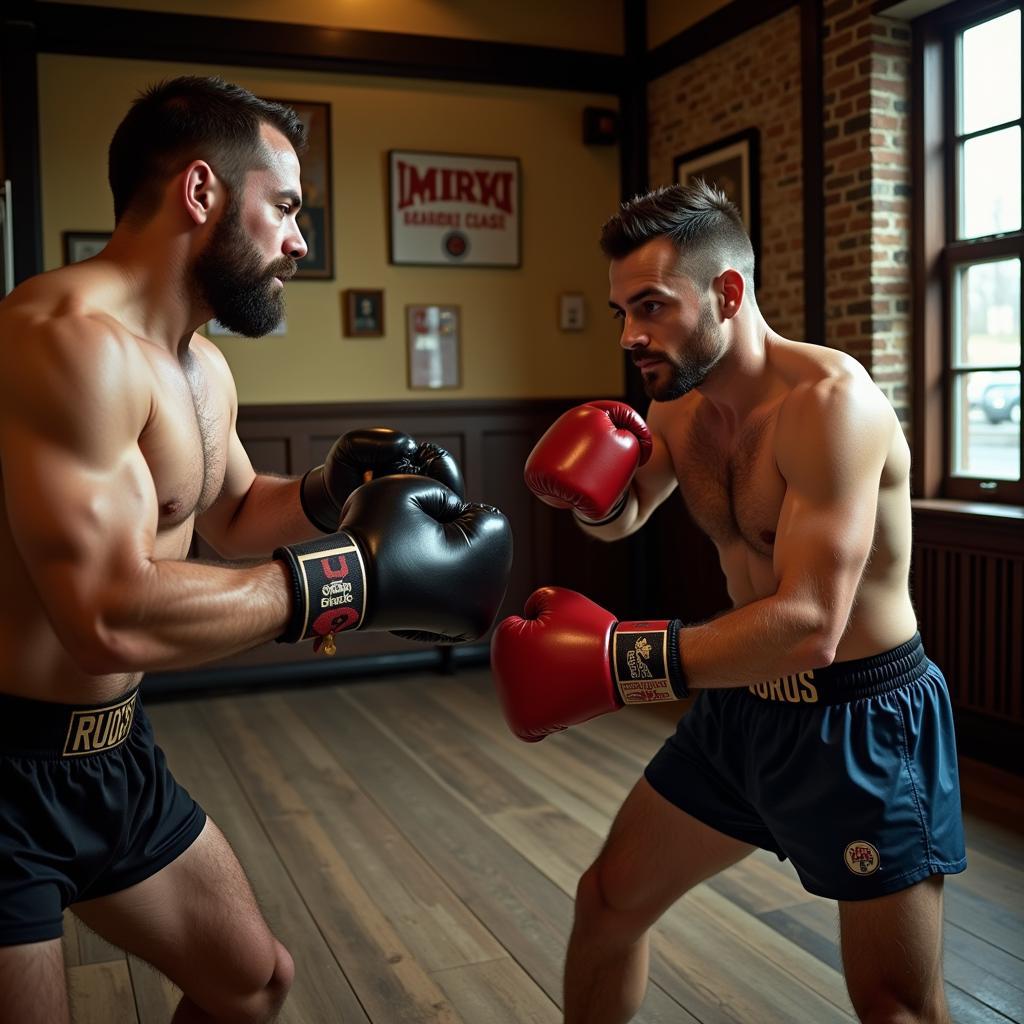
[61,910,82,968]
[66,960,137,1024]
[644,885,855,1023]
[203,693,526,1023]
[429,957,561,1024]
[71,913,125,965]
[127,954,180,1024]
[945,925,1024,1020]
[148,702,370,1024]
[298,684,697,1023]
[429,677,631,833]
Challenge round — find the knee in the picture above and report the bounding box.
[574,856,653,935]
[850,986,945,1024]
[205,938,294,1024]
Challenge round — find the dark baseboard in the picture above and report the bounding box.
[954,708,1024,777]
[142,643,491,703]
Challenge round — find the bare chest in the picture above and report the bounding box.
[140,355,228,529]
[670,411,786,558]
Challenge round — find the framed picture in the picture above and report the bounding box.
[266,98,333,279]
[342,289,384,337]
[389,150,520,268]
[62,231,111,265]
[673,128,760,285]
[406,305,461,389]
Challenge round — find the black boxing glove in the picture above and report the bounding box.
[299,427,465,533]
[276,475,513,653]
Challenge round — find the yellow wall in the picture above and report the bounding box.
[647,0,732,49]
[39,55,623,404]
[38,0,624,53]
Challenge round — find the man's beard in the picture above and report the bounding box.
[193,203,296,338]
[643,299,724,402]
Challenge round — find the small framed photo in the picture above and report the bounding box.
[406,304,461,390]
[342,289,384,337]
[62,231,111,264]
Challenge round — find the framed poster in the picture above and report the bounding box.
[62,231,111,264]
[673,128,761,285]
[389,150,520,268]
[406,305,461,389]
[342,289,384,337]
[266,98,333,279]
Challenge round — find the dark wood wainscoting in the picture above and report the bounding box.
[912,503,1024,773]
[148,398,637,695]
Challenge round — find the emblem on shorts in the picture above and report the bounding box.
[844,840,880,875]
[62,691,138,758]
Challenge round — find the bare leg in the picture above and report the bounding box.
[839,874,950,1024]
[74,818,293,1024]
[0,939,69,1024]
[564,778,754,1024]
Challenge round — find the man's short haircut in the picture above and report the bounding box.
[600,181,755,292]
[108,76,308,224]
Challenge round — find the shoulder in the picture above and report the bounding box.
[780,349,891,431]
[0,308,150,440]
[775,356,895,480]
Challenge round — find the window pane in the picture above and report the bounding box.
[961,10,1021,134]
[960,127,1022,238]
[953,370,1021,481]
[953,258,1021,368]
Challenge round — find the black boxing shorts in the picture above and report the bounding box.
[0,687,206,945]
[645,635,966,900]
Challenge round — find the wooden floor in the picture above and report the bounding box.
[62,669,1024,1023]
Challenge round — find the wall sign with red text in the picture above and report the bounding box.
[388,150,521,268]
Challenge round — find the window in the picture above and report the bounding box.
[915,1,1023,503]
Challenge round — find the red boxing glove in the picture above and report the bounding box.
[490,587,687,742]
[524,401,653,523]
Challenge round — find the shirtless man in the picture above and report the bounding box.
[0,76,511,1023]
[491,182,965,1023]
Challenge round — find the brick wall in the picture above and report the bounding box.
[647,7,805,339]
[823,0,913,428]
[646,2,915,429]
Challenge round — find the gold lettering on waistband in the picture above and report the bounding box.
[748,671,818,704]
[62,692,138,757]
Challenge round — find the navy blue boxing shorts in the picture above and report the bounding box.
[644,634,966,900]
[0,687,207,945]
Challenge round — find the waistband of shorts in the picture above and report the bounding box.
[0,687,141,758]
[744,633,927,706]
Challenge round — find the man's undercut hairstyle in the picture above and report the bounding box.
[108,76,308,224]
[600,181,756,292]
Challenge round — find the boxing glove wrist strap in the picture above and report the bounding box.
[299,466,342,534]
[611,619,689,703]
[274,532,368,655]
[573,490,629,528]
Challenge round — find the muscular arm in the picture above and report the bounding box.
[0,319,291,674]
[677,375,892,688]
[576,402,679,541]
[194,339,320,558]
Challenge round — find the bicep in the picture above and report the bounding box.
[772,386,890,629]
[631,416,678,530]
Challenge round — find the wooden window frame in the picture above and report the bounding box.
[913,0,1024,504]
